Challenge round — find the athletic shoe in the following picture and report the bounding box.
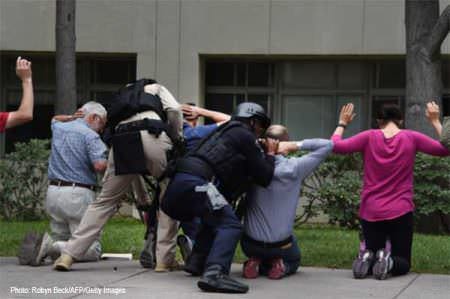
[154,260,183,272]
[242,257,261,279]
[198,264,249,293]
[32,232,53,266]
[54,254,73,271]
[177,235,193,264]
[267,258,286,280]
[139,230,156,269]
[352,249,374,279]
[17,232,43,265]
[373,249,392,280]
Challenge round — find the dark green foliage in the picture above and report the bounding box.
[0,139,50,220]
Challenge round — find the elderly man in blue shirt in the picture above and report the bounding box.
[20,102,108,266]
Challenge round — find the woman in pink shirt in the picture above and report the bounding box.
[332,102,449,280]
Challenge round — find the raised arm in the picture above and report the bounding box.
[5,57,34,129]
[53,109,85,122]
[331,103,369,154]
[182,104,231,125]
[425,101,443,137]
[292,139,334,180]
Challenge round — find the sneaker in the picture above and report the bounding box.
[198,264,249,293]
[267,258,286,280]
[154,260,183,272]
[32,232,53,266]
[139,230,156,269]
[53,254,74,271]
[177,235,193,264]
[352,249,374,279]
[17,232,43,265]
[373,249,392,280]
[242,257,261,279]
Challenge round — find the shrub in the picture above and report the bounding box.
[299,154,362,229]
[0,139,50,220]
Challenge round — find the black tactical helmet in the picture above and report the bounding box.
[232,102,271,129]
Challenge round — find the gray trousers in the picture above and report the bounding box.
[45,185,101,261]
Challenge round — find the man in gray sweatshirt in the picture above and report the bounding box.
[242,125,333,279]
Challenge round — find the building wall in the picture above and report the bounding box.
[2,0,449,104]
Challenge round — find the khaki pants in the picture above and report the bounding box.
[46,185,101,261]
[64,113,178,264]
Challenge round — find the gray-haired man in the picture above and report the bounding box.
[18,102,108,266]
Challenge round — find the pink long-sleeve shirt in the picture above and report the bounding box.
[332,129,449,221]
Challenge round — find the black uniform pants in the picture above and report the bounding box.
[361,212,413,276]
[162,173,242,274]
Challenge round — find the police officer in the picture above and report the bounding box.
[53,79,183,271]
[161,102,278,293]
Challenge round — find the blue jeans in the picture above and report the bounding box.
[162,173,242,273]
[241,235,301,276]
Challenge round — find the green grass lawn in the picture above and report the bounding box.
[1,217,449,274]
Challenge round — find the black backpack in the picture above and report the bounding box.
[100,78,167,144]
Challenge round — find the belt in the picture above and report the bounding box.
[49,180,96,191]
[242,234,293,249]
[115,118,168,137]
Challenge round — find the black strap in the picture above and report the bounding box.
[115,118,168,137]
[242,234,293,249]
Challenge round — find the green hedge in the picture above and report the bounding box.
[1,139,450,230]
[0,139,50,220]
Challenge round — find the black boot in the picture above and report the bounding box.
[139,229,156,269]
[197,265,249,294]
[184,252,206,276]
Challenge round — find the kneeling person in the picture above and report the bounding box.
[242,125,333,279]
[18,102,107,266]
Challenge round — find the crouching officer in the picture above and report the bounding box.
[161,102,278,293]
[54,79,183,271]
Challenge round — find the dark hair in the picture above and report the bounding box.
[376,104,403,127]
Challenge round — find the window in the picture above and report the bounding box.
[204,57,449,140]
[205,61,274,122]
[0,52,136,153]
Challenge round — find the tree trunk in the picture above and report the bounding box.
[55,0,76,114]
[405,0,442,136]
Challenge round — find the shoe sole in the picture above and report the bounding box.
[197,280,249,294]
[352,258,371,279]
[139,250,155,269]
[54,263,70,272]
[243,262,259,279]
[32,233,51,266]
[373,260,388,280]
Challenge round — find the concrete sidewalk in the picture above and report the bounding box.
[1,257,449,299]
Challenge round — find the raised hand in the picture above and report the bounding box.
[15,56,32,82]
[339,103,356,126]
[425,101,440,124]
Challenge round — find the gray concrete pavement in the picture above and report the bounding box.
[1,257,449,299]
